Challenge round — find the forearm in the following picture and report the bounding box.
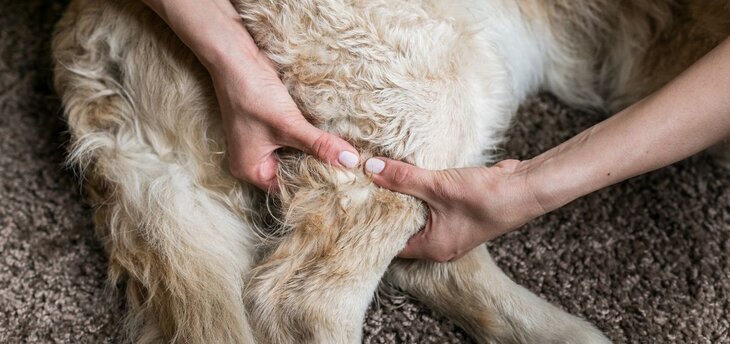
[520,37,730,213]
[141,0,259,70]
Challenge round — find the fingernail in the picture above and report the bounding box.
[365,158,385,174]
[338,151,359,168]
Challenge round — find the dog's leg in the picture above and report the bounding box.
[386,247,611,344]
[244,157,426,343]
[53,1,256,342]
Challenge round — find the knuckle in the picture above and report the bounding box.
[310,133,337,159]
[228,160,244,179]
[270,111,306,140]
[271,116,298,140]
[430,178,450,200]
[429,172,459,202]
[425,238,458,263]
[391,166,412,186]
[228,161,257,182]
[431,250,457,263]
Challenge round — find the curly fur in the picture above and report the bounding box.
[52,0,729,343]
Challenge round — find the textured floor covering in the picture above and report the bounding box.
[1,1,728,343]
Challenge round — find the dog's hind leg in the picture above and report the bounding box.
[386,247,611,344]
[53,1,256,342]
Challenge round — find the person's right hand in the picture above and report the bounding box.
[209,49,360,191]
[365,158,547,262]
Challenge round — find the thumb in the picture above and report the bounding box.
[365,157,436,202]
[285,121,360,168]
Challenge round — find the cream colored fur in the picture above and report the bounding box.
[52,0,730,343]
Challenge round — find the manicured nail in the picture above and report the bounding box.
[365,158,385,174]
[338,151,359,168]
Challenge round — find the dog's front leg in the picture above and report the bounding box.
[244,156,426,343]
[386,246,611,344]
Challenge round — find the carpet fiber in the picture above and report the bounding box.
[1,1,728,343]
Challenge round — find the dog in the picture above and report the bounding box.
[52,0,730,343]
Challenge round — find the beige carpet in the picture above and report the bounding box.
[1,1,728,343]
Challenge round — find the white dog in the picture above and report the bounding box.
[53,0,729,343]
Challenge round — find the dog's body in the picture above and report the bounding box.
[52,0,730,343]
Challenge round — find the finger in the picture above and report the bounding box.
[283,120,360,168]
[254,154,280,192]
[228,135,280,191]
[397,232,429,260]
[230,154,279,192]
[493,159,522,172]
[365,157,436,202]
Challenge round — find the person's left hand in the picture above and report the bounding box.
[364,157,546,262]
[208,50,360,191]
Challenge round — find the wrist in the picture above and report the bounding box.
[149,0,263,73]
[515,149,601,216]
[485,161,550,236]
[512,157,569,216]
[196,27,262,73]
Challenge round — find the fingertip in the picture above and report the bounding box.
[331,134,360,168]
[337,139,360,158]
[338,150,359,169]
[364,157,386,174]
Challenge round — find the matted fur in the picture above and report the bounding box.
[52,0,729,343]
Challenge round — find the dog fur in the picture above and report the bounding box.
[52,0,730,343]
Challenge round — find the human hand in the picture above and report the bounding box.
[209,51,359,191]
[364,158,546,262]
[142,0,359,191]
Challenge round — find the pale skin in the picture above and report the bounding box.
[366,36,730,262]
[143,1,730,262]
[142,0,360,191]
